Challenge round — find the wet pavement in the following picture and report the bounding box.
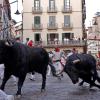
[0,71,100,100]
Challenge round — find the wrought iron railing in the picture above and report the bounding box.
[34,40,86,47]
[32,7,42,14]
[62,23,73,29]
[32,24,43,30]
[62,6,72,13]
[47,23,58,30]
[47,6,57,13]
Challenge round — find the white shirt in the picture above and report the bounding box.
[52,51,62,61]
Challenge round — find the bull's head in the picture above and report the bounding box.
[64,59,80,84]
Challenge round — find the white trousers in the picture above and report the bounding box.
[53,62,62,74]
[47,65,51,76]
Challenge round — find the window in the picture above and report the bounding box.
[47,33,58,41]
[64,15,70,26]
[49,16,56,25]
[64,0,70,8]
[34,0,40,9]
[34,33,40,41]
[49,0,55,9]
[34,16,40,24]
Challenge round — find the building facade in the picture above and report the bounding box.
[87,12,100,55]
[0,0,11,39]
[23,0,86,52]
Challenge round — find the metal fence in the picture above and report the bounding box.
[34,40,86,47]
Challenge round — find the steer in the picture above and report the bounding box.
[0,40,49,96]
[64,53,100,89]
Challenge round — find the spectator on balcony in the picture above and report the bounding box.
[64,38,69,44]
[73,37,78,44]
[39,38,43,47]
[54,38,58,44]
[64,37,67,44]
[66,38,69,44]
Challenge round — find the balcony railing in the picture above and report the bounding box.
[62,6,72,13]
[34,40,86,47]
[32,24,43,30]
[32,7,42,14]
[47,23,58,30]
[62,23,73,30]
[47,7,57,13]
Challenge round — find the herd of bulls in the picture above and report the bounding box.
[0,40,100,97]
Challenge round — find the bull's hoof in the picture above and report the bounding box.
[41,89,45,92]
[89,84,93,88]
[15,95,21,99]
[16,92,21,98]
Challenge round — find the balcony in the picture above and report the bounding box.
[37,40,86,47]
[62,6,72,13]
[47,23,58,30]
[62,23,73,30]
[32,7,42,14]
[32,24,43,30]
[47,7,57,13]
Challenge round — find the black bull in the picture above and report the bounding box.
[64,53,100,88]
[0,40,49,96]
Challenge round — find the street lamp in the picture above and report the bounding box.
[1,0,20,15]
[14,0,20,15]
[0,0,21,39]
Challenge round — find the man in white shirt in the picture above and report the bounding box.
[52,47,64,75]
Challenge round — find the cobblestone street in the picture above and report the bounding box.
[1,72,100,100]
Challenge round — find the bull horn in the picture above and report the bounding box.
[72,59,80,64]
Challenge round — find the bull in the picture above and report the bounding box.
[0,40,49,96]
[64,53,100,89]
